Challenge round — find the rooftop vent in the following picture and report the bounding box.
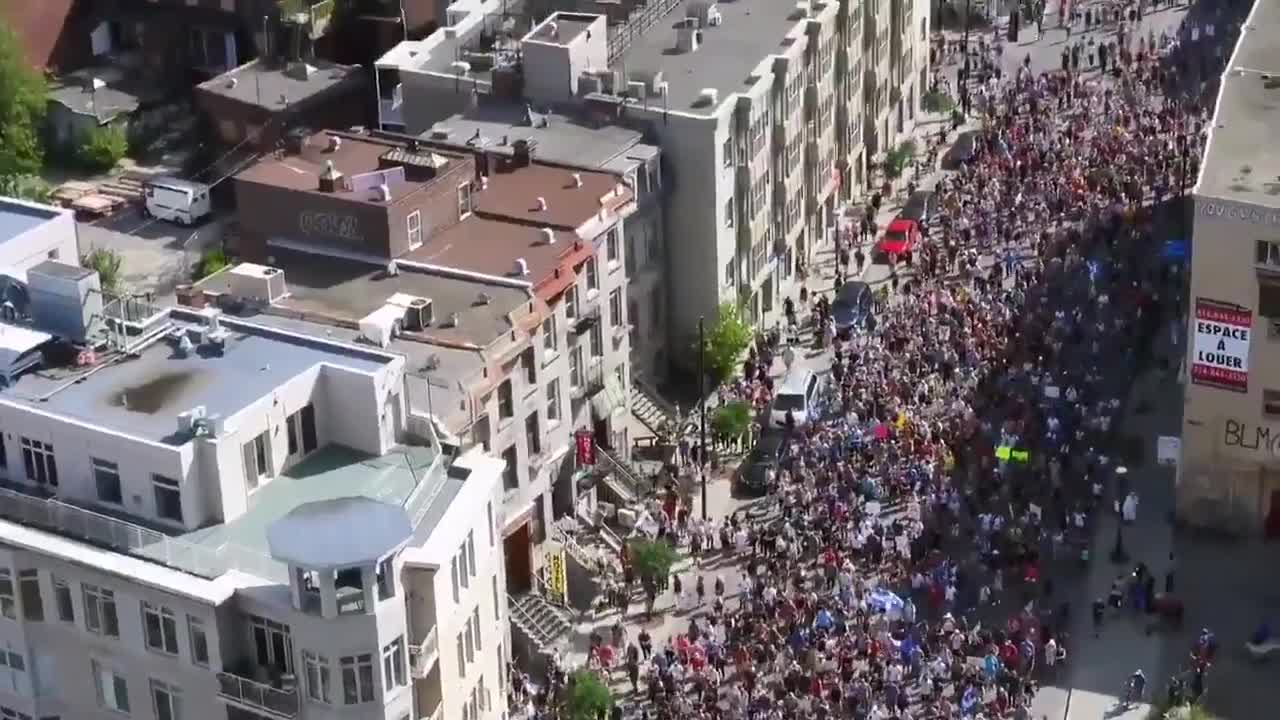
[541,227,556,245]
[547,21,559,39]
[328,135,342,152]
[450,60,472,75]
[676,21,702,53]
[794,1,811,18]
[449,311,461,327]
[386,260,399,276]
[227,77,238,89]
[535,196,547,211]
[513,258,529,276]
[570,172,583,188]
[318,160,344,192]
[697,87,719,106]
[375,183,391,202]
[476,291,492,306]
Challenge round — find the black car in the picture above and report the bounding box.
[831,281,874,334]
[740,431,788,495]
[900,190,937,225]
[941,130,979,170]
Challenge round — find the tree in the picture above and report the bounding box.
[711,400,752,446]
[84,248,124,293]
[76,124,128,172]
[922,90,955,114]
[627,537,678,586]
[885,141,918,181]
[0,174,52,203]
[560,669,613,720]
[196,249,230,279]
[0,26,48,176]
[699,302,753,384]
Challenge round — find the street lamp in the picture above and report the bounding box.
[961,0,972,116]
[1110,465,1130,564]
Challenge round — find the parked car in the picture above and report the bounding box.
[900,190,937,225]
[942,130,979,170]
[875,218,921,260]
[740,431,788,495]
[831,281,874,335]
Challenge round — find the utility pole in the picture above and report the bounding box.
[961,0,972,117]
[698,316,708,522]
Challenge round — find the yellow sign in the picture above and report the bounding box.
[548,550,567,603]
[995,446,1012,460]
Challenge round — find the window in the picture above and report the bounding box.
[497,380,513,419]
[150,680,180,720]
[0,651,24,672]
[246,432,270,487]
[1265,390,1280,418]
[724,197,735,227]
[546,380,560,423]
[724,260,735,287]
[609,289,623,328]
[19,570,42,621]
[522,348,536,385]
[585,257,599,292]
[407,210,423,249]
[92,660,130,713]
[1261,281,1280,319]
[153,475,183,524]
[250,616,293,674]
[525,413,541,455]
[142,603,179,655]
[52,576,73,622]
[20,438,56,486]
[565,286,578,319]
[83,584,119,637]
[188,616,209,666]
[93,458,122,505]
[376,558,394,601]
[464,616,475,662]
[304,652,332,703]
[472,607,482,651]
[0,571,12,618]
[450,556,461,603]
[487,503,495,546]
[492,576,501,621]
[625,228,637,272]
[1257,240,1280,268]
[569,347,584,388]
[606,229,619,264]
[629,300,639,346]
[340,654,375,704]
[0,709,31,720]
[722,137,734,167]
[541,315,557,353]
[456,635,466,678]
[589,323,603,358]
[502,446,518,491]
[457,183,473,219]
[647,222,661,265]
[381,637,406,691]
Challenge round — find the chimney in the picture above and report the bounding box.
[570,173,583,188]
[318,160,344,192]
[541,227,556,244]
[535,196,547,211]
[513,258,529,276]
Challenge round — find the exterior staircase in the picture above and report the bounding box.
[596,443,655,501]
[98,174,145,203]
[508,592,573,654]
[630,381,684,438]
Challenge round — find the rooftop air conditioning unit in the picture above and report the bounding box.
[404,297,433,331]
[698,87,719,105]
[177,406,208,434]
[627,80,646,98]
[226,263,288,304]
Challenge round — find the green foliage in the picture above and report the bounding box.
[711,400,752,443]
[922,90,955,114]
[0,26,47,176]
[699,302,753,384]
[0,174,53,203]
[76,124,128,172]
[627,538,678,585]
[560,670,613,720]
[196,249,230,279]
[83,248,123,293]
[885,141,919,181]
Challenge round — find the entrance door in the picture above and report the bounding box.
[300,404,318,453]
[503,524,533,594]
[594,417,611,449]
[1267,490,1280,539]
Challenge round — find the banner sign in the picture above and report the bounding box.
[548,550,568,603]
[574,429,596,466]
[1192,299,1251,392]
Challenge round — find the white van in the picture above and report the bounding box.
[769,368,821,429]
[143,177,212,226]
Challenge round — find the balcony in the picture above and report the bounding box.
[217,672,299,719]
[278,0,334,39]
[410,626,440,678]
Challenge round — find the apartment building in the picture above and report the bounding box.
[1178,0,1280,536]
[373,0,929,347]
[223,129,639,605]
[0,260,508,720]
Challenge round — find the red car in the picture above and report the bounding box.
[875,218,920,260]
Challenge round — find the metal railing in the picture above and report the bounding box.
[595,443,649,499]
[607,0,683,64]
[216,672,299,718]
[410,626,439,677]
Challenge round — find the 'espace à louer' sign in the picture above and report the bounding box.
[1192,298,1251,392]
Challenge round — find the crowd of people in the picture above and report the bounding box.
[505,2,1246,719]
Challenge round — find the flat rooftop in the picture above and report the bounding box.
[429,102,648,168]
[527,13,595,43]
[615,0,804,113]
[197,59,364,111]
[236,131,470,205]
[182,444,462,560]
[407,215,592,286]
[1197,0,1280,206]
[0,309,394,444]
[254,247,532,348]
[0,197,62,241]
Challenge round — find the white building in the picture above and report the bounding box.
[0,197,80,280]
[374,0,931,346]
[0,266,507,720]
